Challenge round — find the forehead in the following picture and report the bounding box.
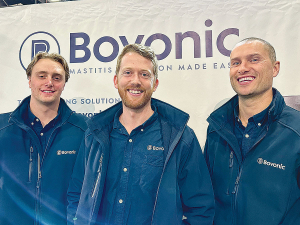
[120,52,153,69]
[32,58,64,73]
[230,41,269,59]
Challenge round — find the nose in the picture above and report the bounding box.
[45,77,53,87]
[130,72,142,85]
[238,61,250,74]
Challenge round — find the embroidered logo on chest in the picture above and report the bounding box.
[147,145,164,151]
[257,158,286,170]
[57,150,76,155]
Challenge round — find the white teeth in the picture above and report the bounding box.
[239,77,254,82]
[43,91,53,93]
[129,90,142,94]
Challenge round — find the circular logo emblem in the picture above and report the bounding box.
[57,150,62,155]
[19,31,60,70]
[147,145,152,150]
[257,158,263,164]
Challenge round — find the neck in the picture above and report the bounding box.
[238,90,273,127]
[29,100,60,127]
[119,102,154,135]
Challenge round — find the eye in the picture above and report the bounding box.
[250,57,260,63]
[122,70,132,76]
[231,61,240,67]
[140,72,151,79]
[54,76,62,81]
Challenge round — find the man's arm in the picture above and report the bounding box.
[297,164,300,189]
[203,134,214,178]
[178,129,215,225]
[67,137,86,225]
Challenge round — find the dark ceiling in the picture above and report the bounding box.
[0,0,77,7]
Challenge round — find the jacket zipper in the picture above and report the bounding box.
[226,151,234,195]
[28,146,33,182]
[231,167,243,225]
[150,122,188,224]
[34,124,56,225]
[229,129,268,225]
[35,153,42,225]
[91,153,103,198]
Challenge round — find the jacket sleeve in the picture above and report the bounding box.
[204,126,214,179]
[297,163,300,188]
[67,137,86,225]
[178,129,215,225]
[203,129,213,178]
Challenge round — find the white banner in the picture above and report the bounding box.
[0,0,299,146]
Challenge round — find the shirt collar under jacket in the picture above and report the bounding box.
[233,99,271,130]
[112,105,159,135]
[26,103,62,129]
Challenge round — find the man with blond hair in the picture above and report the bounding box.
[67,44,214,225]
[0,52,87,224]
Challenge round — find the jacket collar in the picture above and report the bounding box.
[9,96,73,127]
[208,88,285,130]
[87,98,190,134]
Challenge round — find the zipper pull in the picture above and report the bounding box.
[229,151,234,168]
[97,154,103,173]
[38,153,42,179]
[29,147,33,161]
[232,173,241,194]
[28,147,34,182]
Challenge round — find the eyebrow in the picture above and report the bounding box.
[35,71,64,77]
[247,53,262,58]
[230,53,262,61]
[121,67,152,73]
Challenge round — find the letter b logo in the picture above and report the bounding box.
[31,40,50,59]
[19,31,60,70]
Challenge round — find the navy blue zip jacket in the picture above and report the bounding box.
[204,89,300,225]
[0,96,87,225]
[67,98,215,225]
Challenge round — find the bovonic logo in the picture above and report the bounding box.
[69,19,239,63]
[57,150,76,155]
[19,31,60,70]
[257,158,285,170]
[147,145,164,151]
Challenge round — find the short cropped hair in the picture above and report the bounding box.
[235,37,277,63]
[26,52,70,82]
[115,44,158,79]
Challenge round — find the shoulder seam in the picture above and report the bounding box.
[0,123,13,131]
[277,120,300,137]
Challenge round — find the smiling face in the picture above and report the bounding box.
[114,52,159,111]
[230,40,280,100]
[29,58,66,108]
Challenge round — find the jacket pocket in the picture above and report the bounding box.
[91,153,103,198]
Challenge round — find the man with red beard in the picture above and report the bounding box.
[67,44,214,225]
[204,37,300,225]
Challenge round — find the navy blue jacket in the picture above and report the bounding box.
[204,89,300,225]
[67,98,214,225]
[0,96,87,225]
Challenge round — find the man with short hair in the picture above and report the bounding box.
[67,44,214,225]
[0,52,87,224]
[204,37,300,225]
